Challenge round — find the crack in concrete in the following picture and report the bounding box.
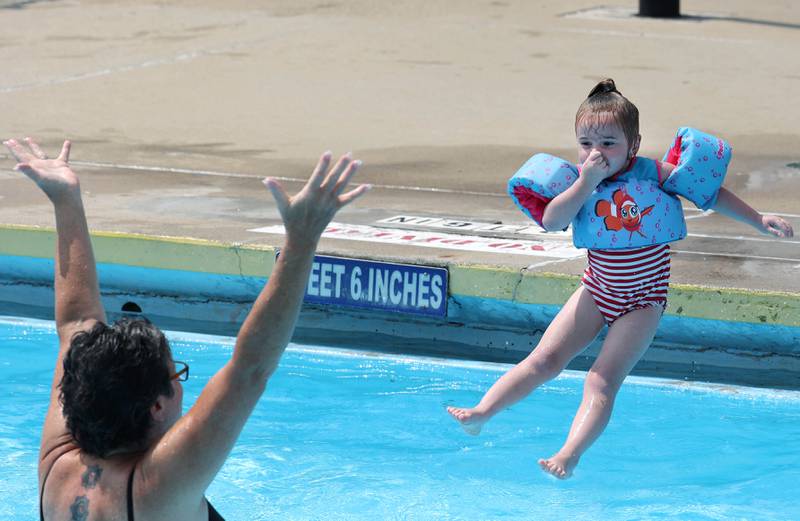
[230,242,245,279]
[653,342,800,360]
[0,280,51,289]
[102,288,253,306]
[511,267,526,302]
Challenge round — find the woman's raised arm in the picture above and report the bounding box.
[4,138,106,334]
[144,152,370,513]
[3,138,107,470]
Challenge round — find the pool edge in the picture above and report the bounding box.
[1,225,799,389]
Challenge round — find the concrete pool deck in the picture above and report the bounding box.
[0,0,798,387]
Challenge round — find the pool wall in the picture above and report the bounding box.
[1,225,798,389]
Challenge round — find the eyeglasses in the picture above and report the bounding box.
[170,360,189,382]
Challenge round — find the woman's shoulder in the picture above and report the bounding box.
[39,433,80,485]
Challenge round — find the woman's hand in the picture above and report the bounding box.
[263,151,370,248]
[3,138,78,204]
[760,214,794,238]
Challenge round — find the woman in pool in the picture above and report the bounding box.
[447,79,794,479]
[3,137,369,520]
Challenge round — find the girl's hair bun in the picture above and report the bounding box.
[575,78,638,149]
[587,78,619,98]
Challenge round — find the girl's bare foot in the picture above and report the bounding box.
[538,452,579,480]
[446,406,488,436]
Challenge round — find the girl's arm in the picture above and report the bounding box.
[541,150,611,231]
[712,187,794,238]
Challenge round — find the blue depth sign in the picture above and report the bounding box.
[296,254,448,317]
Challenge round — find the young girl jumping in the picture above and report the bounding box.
[447,79,794,479]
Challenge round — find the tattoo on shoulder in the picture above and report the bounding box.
[81,464,102,488]
[70,495,89,521]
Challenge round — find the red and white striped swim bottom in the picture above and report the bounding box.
[581,244,671,325]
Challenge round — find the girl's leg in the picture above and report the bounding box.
[538,304,662,479]
[448,286,604,435]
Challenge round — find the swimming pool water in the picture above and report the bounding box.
[2,316,799,520]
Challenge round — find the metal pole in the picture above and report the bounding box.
[639,0,680,18]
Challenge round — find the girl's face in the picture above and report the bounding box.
[576,114,638,175]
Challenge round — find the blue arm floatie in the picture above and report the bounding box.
[507,154,579,227]
[662,127,731,210]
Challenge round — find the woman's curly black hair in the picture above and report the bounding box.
[59,317,174,458]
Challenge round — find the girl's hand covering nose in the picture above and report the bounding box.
[581,149,613,187]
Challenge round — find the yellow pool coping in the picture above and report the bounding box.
[2,225,798,328]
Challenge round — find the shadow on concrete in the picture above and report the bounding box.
[563,6,800,30]
[675,14,800,30]
[0,0,55,9]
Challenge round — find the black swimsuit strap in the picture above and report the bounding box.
[127,465,136,521]
[208,501,225,521]
[39,468,48,521]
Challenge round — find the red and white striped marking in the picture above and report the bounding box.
[249,223,583,258]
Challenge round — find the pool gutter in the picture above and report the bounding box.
[1,225,798,389]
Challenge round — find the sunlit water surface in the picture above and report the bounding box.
[2,316,799,520]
